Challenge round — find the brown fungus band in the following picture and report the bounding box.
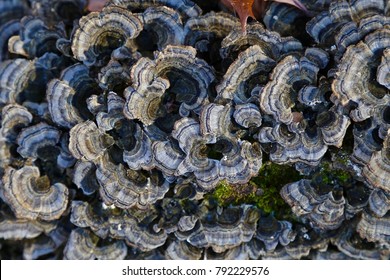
[123,45,215,127]
[1,166,68,221]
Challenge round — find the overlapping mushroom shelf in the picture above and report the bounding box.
[0,0,389,259]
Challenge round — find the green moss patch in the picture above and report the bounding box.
[210,162,303,220]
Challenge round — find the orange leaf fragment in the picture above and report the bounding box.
[220,0,255,33]
[220,0,310,33]
[87,0,109,12]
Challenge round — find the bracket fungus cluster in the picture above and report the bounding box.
[0,0,389,260]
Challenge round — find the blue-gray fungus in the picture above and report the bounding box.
[64,228,127,260]
[0,0,389,259]
[71,5,143,66]
[8,16,66,58]
[47,64,99,129]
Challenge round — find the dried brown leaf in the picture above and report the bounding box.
[220,0,309,33]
